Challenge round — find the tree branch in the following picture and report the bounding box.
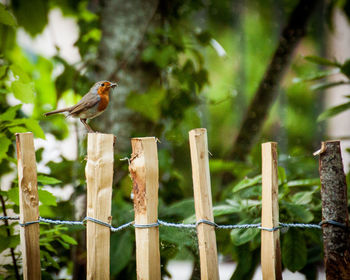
[229,0,320,162]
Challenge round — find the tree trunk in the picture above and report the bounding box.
[229,0,320,162]
[318,141,350,280]
[91,0,159,150]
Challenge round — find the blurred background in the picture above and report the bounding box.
[0,0,350,279]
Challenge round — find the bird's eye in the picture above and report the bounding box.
[101,83,105,87]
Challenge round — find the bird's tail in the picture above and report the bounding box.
[44,107,71,117]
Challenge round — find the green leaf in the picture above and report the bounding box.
[142,45,177,68]
[0,104,22,121]
[7,187,19,205]
[37,175,61,185]
[161,198,195,218]
[231,244,259,280]
[0,235,19,253]
[24,119,45,139]
[8,235,20,248]
[42,242,57,253]
[284,203,314,223]
[126,88,166,122]
[291,191,314,205]
[0,3,16,26]
[209,159,251,176]
[310,80,348,91]
[183,214,196,224]
[286,178,320,187]
[278,166,287,184]
[341,59,350,78]
[12,0,48,36]
[38,189,57,206]
[110,231,134,275]
[230,226,260,246]
[282,228,307,272]
[0,135,11,163]
[11,81,35,103]
[3,118,27,127]
[0,65,8,78]
[0,237,7,254]
[317,101,350,122]
[304,55,340,67]
[232,175,262,193]
[34,56,57,106]
[213,204,240,217]
[10,64,31,83]
[60,234,77,245]
[293,69,339,83]
[8,126,28,134]
[41,250,60,269]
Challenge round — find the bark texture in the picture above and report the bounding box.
[91,0,159,149]
[229,0,320,161]
[319,141,350,280]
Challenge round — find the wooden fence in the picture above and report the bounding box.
[13,129,349,280]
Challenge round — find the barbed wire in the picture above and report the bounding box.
[1,215,345,232]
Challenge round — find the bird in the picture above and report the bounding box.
[44,81,117,133]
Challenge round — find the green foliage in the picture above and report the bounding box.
[126,88,166,122]
[12,0,48,36]
[110,231,134,275]
[318,99,350,121]
[212,166,323,278]
[297,55,350,122]
[39,225,78,272]
[0,3,16,26]
[230,225,260,246]
[282,228,307,272]
[37,175,62,185]
[304,55,340,67]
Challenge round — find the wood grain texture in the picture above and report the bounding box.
[261,142,282,280]
[189,128,219,280]
[16,132,41,280]
[318,141,350,280]
[86,133,114,280]
[129,137,160,280]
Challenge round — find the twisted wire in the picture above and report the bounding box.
[1,216,345,232]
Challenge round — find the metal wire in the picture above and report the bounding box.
[1,216,343,232]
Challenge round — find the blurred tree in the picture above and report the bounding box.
[90,0,159,147]
[229,0,320,162]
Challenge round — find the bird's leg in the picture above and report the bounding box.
[80,118,95,133]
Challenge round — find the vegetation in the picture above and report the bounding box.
[0,0,349,279]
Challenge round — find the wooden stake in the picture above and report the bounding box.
[86,133,114,280]
[318,141,350,280]
[189,128,219,280]
[129,137,160,280]
[16,132,41,280]
[261,142,282,280]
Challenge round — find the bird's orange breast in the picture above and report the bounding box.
[97,87,110,111]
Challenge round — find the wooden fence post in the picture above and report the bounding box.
[317,141,350,280]
[189,128,219,280]
[16,132,41,280]
[86,133,114,280]
[261,142,282,280]
[129,137,161,280]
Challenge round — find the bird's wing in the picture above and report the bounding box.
[68,93,100,116]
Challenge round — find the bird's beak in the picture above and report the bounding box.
[110,82,118,88]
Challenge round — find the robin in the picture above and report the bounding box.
[44,81,117,133]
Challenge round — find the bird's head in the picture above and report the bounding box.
[92,81,118,96]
